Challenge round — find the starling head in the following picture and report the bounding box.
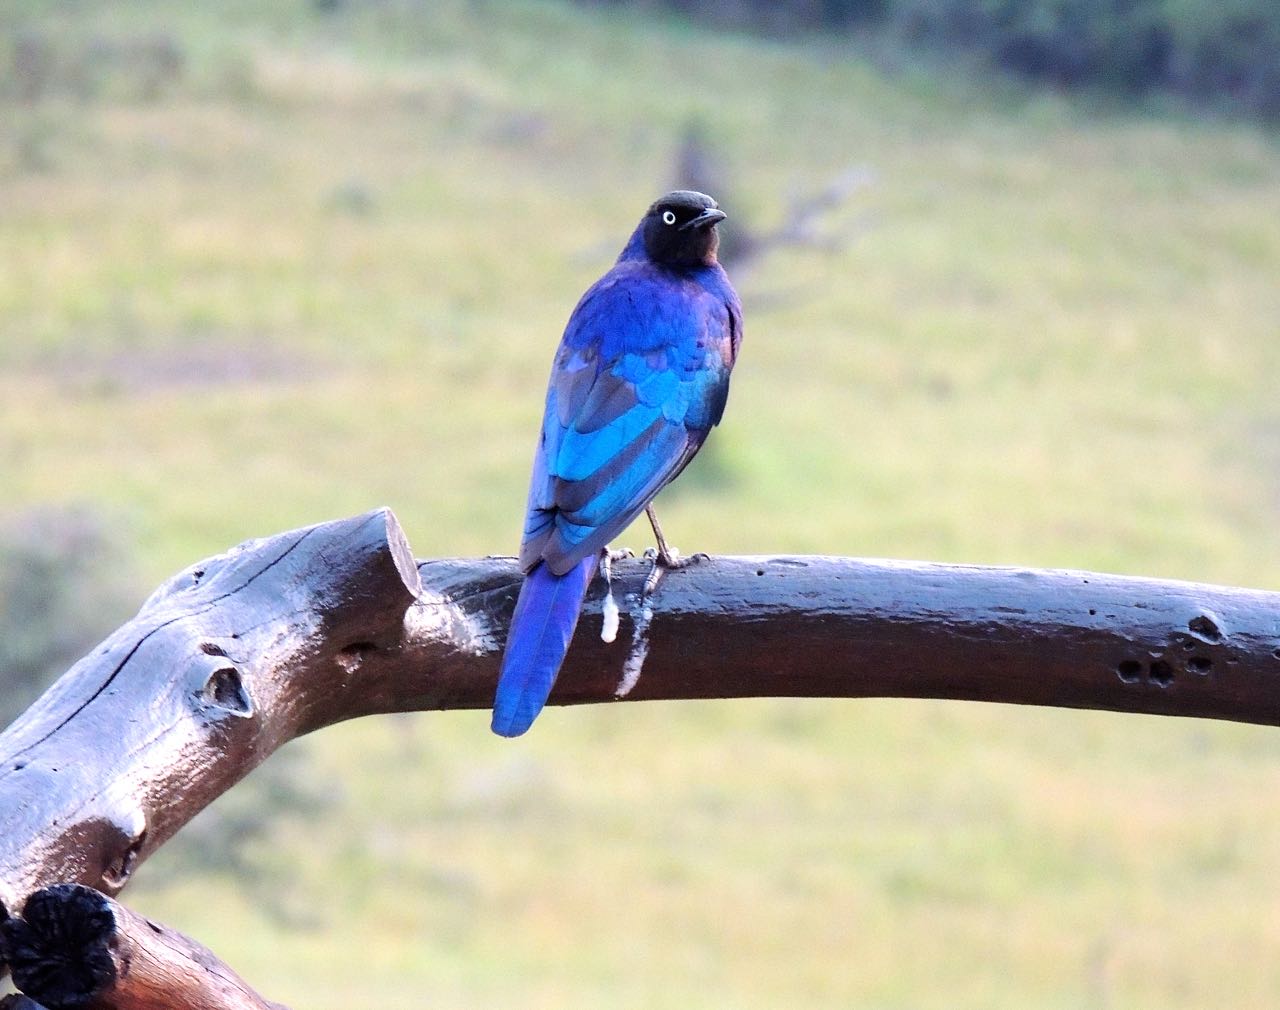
[641,190,726,268]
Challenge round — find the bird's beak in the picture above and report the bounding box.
[680,207,727,231]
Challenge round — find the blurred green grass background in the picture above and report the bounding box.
[3,1,1280,1007]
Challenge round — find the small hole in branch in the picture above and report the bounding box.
[337,642,377,674]
[102,831,146,890]
[1148,660,1174,687]
[1187,614,1223,643]
[203,666,253,717]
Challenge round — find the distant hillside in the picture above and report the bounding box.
[582,0,1280,121]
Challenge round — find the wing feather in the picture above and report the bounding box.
[518,263,736,575]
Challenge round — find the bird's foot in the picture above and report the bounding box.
[641,546,709,595]
[649,546,709,569]
[598,547,634,580]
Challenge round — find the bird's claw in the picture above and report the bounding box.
[645,546,707,570]
[641,546,709,595]
[600,547,635,582]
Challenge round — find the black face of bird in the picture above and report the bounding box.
[642,190,727,268]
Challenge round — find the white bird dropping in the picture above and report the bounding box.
[601,583,620,644]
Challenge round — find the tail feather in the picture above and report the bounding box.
[491,555,596,737]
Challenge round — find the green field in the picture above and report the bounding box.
[4,1,1280,1007]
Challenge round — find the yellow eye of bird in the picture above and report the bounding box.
[662,210,677,226]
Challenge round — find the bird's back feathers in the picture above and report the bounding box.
[520,258,741,576]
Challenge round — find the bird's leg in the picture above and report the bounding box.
[642,504,709,594]
[645,504,680,568]
[645,504,709,569]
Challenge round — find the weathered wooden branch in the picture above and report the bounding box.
[2,884,286,1010]
[3,506,1280,920]
[0,995,46,1009]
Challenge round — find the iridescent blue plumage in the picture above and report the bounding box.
[492,191,742,737]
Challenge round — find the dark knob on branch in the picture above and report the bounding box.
[2,884,116,1008]
[1,884,287,1010]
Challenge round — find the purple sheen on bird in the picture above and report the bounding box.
[491,190,743,737]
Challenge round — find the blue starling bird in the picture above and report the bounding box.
[491,190,743,737]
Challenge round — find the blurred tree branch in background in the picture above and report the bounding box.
[673,121,875,280]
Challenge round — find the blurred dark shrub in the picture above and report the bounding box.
[4,29,184,104]
[890,0,1280,114]
[11,29,54,103]
[579,0,886,29]
[0,506,141,729]
[579,0,1280,120]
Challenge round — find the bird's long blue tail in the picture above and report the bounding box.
[492,555,597,737]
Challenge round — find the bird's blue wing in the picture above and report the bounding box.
[518,265,735,576]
